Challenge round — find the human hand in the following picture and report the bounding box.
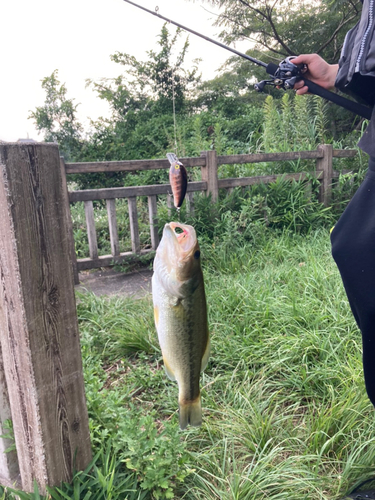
[292,54,339,95]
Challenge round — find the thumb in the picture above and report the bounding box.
[291,54,310,65]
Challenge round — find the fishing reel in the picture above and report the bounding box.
[254,56,308,92]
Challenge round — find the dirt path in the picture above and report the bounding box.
[76,268,153,299]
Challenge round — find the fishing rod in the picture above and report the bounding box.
[123,0,373,120]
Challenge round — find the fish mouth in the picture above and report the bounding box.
[166,222,196,255]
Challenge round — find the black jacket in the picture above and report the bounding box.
[335,0,375,93]
[335,0,375,157]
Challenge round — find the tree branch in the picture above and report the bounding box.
[316,12,358,54]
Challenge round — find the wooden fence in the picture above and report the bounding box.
[64,144,357,283]
[0,141,357,493]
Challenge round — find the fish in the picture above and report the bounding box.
[152,222,210,429]
[167,153,188,208]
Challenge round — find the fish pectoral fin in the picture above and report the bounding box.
[153,306,159,329]
[170,296,181,307]
[163,357,176,381]
[201,337,211,373]
[179,395,202,430]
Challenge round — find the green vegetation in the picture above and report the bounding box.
[3,198,375,499]
[16,2,374,497]
[29,0,366,188]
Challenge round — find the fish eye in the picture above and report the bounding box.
[194,250,200,259]
[174,227,184,234]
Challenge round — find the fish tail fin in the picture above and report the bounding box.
[179,394,202,430]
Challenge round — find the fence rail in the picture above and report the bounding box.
[64,145,357,281]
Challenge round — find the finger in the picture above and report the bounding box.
[292,54,317,65]
[294,80,305,90]
[295,86,309,95]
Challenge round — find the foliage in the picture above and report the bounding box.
[0,420,16,454]
[29,70,83,161]
[262,93,329,154]
[70,24,201,189]
[186,0,362,63]
[89,25,200,119]
[29,0,366,177]
[4,228,375,499]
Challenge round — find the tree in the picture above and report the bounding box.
[186,0,363,138]
[186,0,361,64]
[88,24,200,120]
[29,70,83,160]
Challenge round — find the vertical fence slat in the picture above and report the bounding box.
[0,143,92,494]
[200,150,218,202]
[167,193,173,218]
[316,144,333,207]
[148,195,159,250]
[106,199,120,257]
[60,157,79,285]
[128,196,140,254]
[186,191,195,216]
[84,201,98,260]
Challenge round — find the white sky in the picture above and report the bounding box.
[0,0,249,142]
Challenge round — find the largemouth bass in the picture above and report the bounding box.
[152,222,210,429]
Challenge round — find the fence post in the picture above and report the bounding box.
[201,150,219,202]
[0,143,92,494]
[316,144,333,206]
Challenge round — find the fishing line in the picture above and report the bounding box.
[167,10,180,218]
[171,70,181,222]
[171,39,178,156]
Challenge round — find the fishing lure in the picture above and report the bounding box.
[167,153,188,209]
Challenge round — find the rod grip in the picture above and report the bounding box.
[305,79,372,120]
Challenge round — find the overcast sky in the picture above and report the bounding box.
[1,0,250,142]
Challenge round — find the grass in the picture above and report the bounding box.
[2,228,375,499]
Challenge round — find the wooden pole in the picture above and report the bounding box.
[316,144,333,207]
[201,150,219,202]
[0,143,92,494]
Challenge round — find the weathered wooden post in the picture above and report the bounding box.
[201,150,219,202]
[316,144,333,206]
[0,143,92,494]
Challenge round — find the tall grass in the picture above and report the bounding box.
[3,226,375,499]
